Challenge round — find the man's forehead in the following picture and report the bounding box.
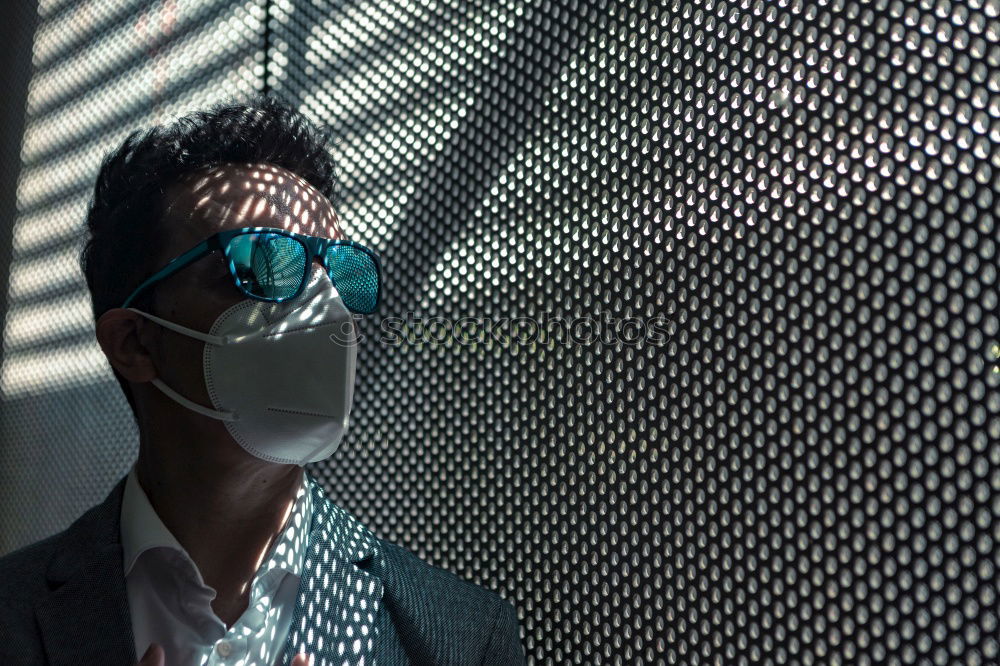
[161,162,341,242]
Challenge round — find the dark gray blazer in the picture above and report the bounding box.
[0,473,526,666]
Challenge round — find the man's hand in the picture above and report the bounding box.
[136,643,314,666]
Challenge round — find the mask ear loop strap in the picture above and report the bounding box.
[150,378,238,422]
[125,308,230,345]
[125,308,238,421]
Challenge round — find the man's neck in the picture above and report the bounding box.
[133,425,304,621]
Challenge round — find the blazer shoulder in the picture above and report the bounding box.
[373,537,526,665]
[377,536,505,608]
[0,476,126,604]
[0,530,64,602]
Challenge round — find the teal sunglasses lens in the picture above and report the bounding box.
[228,232,307,300]
[324,244,380,314]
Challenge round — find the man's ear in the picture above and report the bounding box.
[95,309,159,383]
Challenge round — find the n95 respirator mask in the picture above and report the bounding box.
[127,272,358,465]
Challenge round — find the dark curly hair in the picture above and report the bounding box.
[80,94,342,416]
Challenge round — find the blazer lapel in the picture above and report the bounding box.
[35,477,136,666]
[280,474,388,666]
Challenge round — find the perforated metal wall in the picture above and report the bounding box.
[1,0,999,664]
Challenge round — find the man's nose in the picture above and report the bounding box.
[307,258,327,283]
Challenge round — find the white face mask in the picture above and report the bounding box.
[127,273,358,465]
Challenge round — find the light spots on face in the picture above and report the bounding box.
[161,163,344,257]
[252,196,268,219]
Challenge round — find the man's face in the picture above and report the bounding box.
[137,161,345,414]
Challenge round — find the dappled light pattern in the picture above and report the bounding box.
[165,162,344,245]
[122,466,313,666]
[279,472,384,666]
[280,0,1000,663]
[0,0,998,663]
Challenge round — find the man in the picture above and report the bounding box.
[0,97,526,666]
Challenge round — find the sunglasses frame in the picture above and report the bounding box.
[120,226,382,314]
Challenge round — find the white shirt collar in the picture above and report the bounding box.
[119,464,313,586]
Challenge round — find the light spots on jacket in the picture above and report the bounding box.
[280,473,384,666]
